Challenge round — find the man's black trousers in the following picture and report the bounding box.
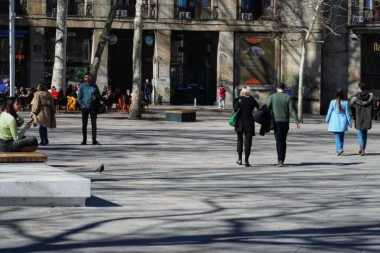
[274,121,289,162]
[82,108,97,143]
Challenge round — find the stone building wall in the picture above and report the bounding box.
[2,0,343,112]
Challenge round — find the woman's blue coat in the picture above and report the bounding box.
[326,100,352,132]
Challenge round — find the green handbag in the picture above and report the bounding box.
[229,99,241,127]
[229,108,240,127]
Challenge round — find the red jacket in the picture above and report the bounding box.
[219,87,226,98]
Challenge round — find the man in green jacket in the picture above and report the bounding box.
[267,83,300,167]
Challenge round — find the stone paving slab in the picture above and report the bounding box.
[0,108,379,252]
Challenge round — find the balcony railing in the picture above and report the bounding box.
[115,4,156,19]
[46,0,93,17]
[238,7,264,21]
[352,8,380,24]
[0,0,27,15]
[174,5,218,20]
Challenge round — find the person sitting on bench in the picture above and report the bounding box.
[0,98,38,152]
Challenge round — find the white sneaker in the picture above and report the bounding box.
[336,150,344,156]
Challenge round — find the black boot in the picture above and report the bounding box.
[244,155,250,167]
[236,153,242,165]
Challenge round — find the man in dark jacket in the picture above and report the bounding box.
[350,82,373,156]
[144,79,153,104]
[78,73,101,145]
[267,83,300,167]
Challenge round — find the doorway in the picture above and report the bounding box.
[108,29,154,93]
[170,31,218,105]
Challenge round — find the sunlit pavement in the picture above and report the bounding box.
[1,107,380,253]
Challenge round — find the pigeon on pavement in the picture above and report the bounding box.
[94,163,104,173]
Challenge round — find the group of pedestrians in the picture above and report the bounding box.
[233,82,373,167]
[326,82,373,156]
[234,83,300,167]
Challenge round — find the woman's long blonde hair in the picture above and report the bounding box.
[240,87,252,97]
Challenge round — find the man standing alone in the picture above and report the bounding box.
[350,82,373,156]
[144,79,153,104]
[78,73,101,145]
[267,83,300,167]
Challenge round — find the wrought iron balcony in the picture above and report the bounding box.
[174,5,218,20]
[352,8,380,24]
[239,7,263,21]
[142,4,156,19]
[115,3,156,19]
[46,0,93,17]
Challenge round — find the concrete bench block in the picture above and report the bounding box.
[0,164,91,207]
[166,109,196,122]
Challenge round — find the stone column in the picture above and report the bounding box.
[92,0,110,17]
[158,0,174,19]
[27,0,43,15]
[154,30,171,104]
[91,29,108,91]
[218,0,237,20]
[217,32,234,108]
[29,27,45,88]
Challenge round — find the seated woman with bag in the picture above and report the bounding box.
[0,98,38,152]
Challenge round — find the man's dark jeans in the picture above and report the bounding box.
[82,107,97,143]
[274,121,289,162]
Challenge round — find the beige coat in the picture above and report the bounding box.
[31,91,57,128]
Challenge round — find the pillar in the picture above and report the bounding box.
[217,31,234,108]
[29,27,45,88]
[153,30,171,104]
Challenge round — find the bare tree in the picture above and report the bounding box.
[89,0,118,83]
[129,2,143,119]
[260,0,350,122]
[51,0,68,91]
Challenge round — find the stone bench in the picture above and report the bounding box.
[0,163,91,207]
[0,152,48,163]
[166,109,196,122]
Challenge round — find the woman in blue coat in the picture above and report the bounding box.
[326,88,352,156]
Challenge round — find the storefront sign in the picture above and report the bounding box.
[15,55,25,60]
[374,42,380,52]
[145,35,154,47]
[0,30,28,38]
[239,37,275,85]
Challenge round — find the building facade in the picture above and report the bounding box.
[0,0,369,113]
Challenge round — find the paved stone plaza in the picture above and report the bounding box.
[1,106,380,253]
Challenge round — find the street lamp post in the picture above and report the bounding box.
[9,0,15,97]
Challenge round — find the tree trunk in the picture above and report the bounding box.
[297,37,307,123]
[297,0,323,123]
[89,0,118,83]
[129,3,143,119]
[51,0,68,91]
